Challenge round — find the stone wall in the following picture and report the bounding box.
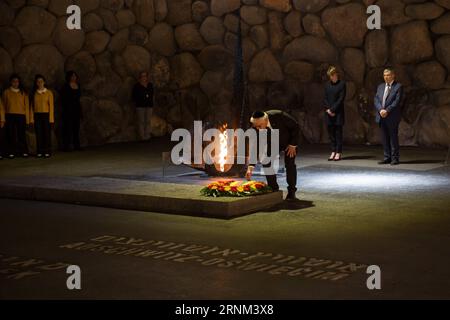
[0,0,449,148]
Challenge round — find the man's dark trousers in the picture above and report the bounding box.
[264,150,297,194]
[380,119,400,162]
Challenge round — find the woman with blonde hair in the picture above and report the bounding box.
[323,66,346,161]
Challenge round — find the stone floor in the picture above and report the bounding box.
[0,137,448,180]
[0,139,449,299]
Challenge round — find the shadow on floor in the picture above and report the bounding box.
[400,160,444,165]
[342,155,376,160]
[263,199,315,212]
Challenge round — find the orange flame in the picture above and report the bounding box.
[218,124,228,172]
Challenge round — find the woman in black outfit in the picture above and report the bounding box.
[323,66,346,161]
[61,71,82,151]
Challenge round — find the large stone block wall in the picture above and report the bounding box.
[0,0,449,148]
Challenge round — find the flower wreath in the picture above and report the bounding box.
[201,180,272,198]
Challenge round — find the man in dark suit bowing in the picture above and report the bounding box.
[245,110,300,201]
[374,68,403,165]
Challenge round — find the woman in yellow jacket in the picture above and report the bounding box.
[2,74,32,159]
[31,74,54,158]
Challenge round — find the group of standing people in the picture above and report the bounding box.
[245,66,404,201]
[323,66,403,165]
[1,65,401,169]
[0,71,82,160]
[0,69,155,161]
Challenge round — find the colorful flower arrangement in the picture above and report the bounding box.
[201,180,273,198]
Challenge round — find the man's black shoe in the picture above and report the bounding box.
[378,159,391,165]
[285,192,298,201]
[391,160,400,166]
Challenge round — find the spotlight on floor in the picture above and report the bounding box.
[302,171,449,193]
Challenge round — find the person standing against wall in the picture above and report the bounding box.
[0,97,5,160]
[61,71,82,152]
[374,68,403,166]
[30,74,54,158]
[2,74,32,159]
[323,66,346,162]
[132,71,154,141]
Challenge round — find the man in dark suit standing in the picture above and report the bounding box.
[374,68,403,165]
[245,110,300,201]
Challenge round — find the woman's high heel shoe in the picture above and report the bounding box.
[328,153,336,161]
[334,153,342,161]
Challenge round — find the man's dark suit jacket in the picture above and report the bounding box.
[374,81,403,125]
[265,110,300,148]
[249,110,300,166]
